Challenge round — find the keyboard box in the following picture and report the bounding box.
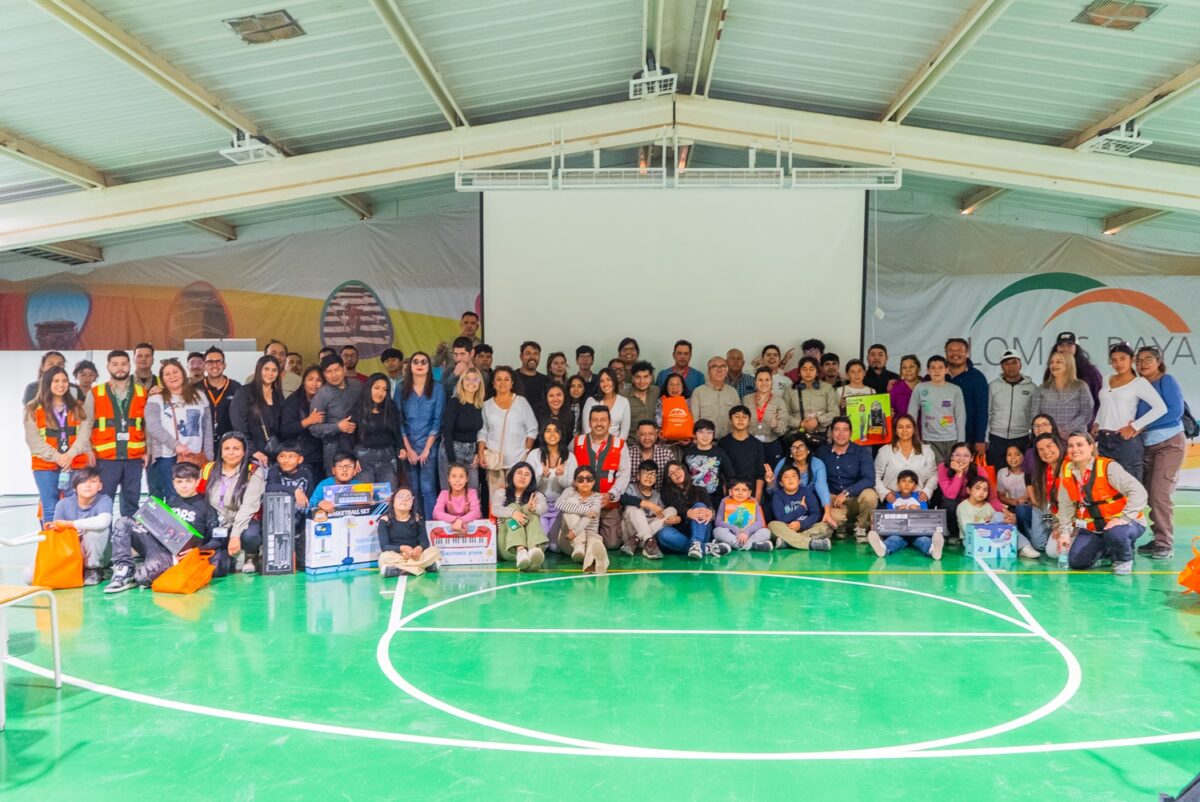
[425,521,497,566]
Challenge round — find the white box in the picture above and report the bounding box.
[426,521,498,566]
[305,511,382,575]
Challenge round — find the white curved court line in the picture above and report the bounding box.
[377,570,1082,760]
[397,627,1039,637]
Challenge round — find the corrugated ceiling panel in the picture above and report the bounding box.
[909,0,1200,145]
[0,0,229,180]
[0,158,81,203]
[710,0,980,117]
[399,0,643,123]
[1137,91,1200,167]
[89,0,449,154]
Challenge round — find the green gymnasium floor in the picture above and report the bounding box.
[2,495,1200,801]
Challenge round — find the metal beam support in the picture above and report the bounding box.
[958,185,1008,215]
[29,0,262,137]
[185,217,237,241]
[37,239,103,262]
[333,194,374,220]
[881,0,1017,123]
[674,97,1200,213]
[1102,207,1169,235]
[693,0,729,97]
[368,0,468,128]
[0,99,673,248]
[0,129,107,188]
[1062,62,1200,150]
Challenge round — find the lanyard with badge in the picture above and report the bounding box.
[112,385,132,442]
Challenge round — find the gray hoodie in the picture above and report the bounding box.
[987,375,1039,440]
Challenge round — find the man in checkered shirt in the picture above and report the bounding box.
[631,419,678,490]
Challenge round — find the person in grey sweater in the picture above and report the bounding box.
[907,356,966,463]
[1056,431,1148,575]
[309,355,364,472]
[986,350,1038,468]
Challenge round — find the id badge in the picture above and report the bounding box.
[117,432,131,441]
[211,526,229,541]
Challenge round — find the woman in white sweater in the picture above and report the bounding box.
[1093,342,1166,483]
[477,367,539,498]
[874,414,937,502]
[525,419,577,546]
[582,368,631,440]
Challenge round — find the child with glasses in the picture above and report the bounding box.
[556,465,607,574]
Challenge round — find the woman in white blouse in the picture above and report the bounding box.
[582,368,631,440]
[1093,342,1166,483]
[525,419,577,546]
[874,414,938,502]
[477,366,539,499]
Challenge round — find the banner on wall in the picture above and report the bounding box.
[0,206,481,367]
[867,213,1200,486]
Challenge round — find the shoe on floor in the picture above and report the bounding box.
[381,566,401,578]
[515,548,531,570]
[809,537,831,552]
[527,546,545,571]
[1018,545,1041,559]
[711,542,732,557]
[241,557,258,574]
[83,568,103,586]
[104,566,135,594]
[1151,546,1174,560]
[866,530,887,558]
[620,535,638,557]
[853,526,868,544]
[643,535,663,559]
[571,543,586,562]
[751,540,773,552]
[425,563,438,573]
[1113,560,1133,575]
[1136,542,1156,556]
[687,541,703,560]
[931,528,945,561]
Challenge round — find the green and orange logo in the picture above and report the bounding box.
[973,272,1189,333]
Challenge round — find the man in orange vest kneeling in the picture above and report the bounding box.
[84,350,148,519]
[1055,431,1148,576]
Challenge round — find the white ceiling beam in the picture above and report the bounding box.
[881,0,1017,123]
[674,96,1200,212]
[1102,207,1169,236]
[333,194,374,220]
[184,217,237,241]
[1062,62,1200,150]
[0,128,107,188]
[692,0,729,97]
[0,99,673,248]
[368,0,467,128]
[958,185,1008,215]
[29,0,261,137]
[35,239,103,262]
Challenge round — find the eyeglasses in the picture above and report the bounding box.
[576,476,595,483]
[204,359,224,366]
[411,359,428,366]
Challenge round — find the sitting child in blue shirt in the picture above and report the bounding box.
[869,470,943,560]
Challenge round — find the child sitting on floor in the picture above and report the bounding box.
[886,470,929,510]
[311,452,362,521]
[618,460,670,559]
[957,475,1038,559]
[768,465,830,551]
[714,478,772,552]
[48,467,113,586]
[869,471,939,559]
[556,466,606,574]
[431,463,483,535]
[378,487,439,577]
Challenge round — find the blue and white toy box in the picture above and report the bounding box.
[305,509,383,575]
[966,522,1016,561]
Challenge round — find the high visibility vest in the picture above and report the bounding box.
[31,406,89,472]
[573,434,626,497]
[90,383,147,461]
[1060,457,1137,532]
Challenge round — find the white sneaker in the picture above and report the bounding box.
[241,557,257,574]
[527,547,545,571]
[930,528,944,561]
[515,548,531,570]
[854,526,867,544]
[866,530,886,558]
[1018,545,1040,560]
[571,542,585,562]
[1113,560,1133,576]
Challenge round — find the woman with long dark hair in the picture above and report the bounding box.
[230,354,284,467]
[491,461,548,570]
[658,459,723,559]
[1094,342,1165,483]
[539,381,574,439]
[400,351,445,519]
[583,368,631,440]
[477,366,539,499]
[24,366,91,525]
[566,375,588,436]
[789,356,839,443]
[280,365,325,480]
[204,430,266,575]
[144,358,212,494]
[1016,432,1064,556]
[526,419,577,543]
[546,351,569,386]
[354,373,406,490]
[936,442,1004,542]
[873,413,936,502]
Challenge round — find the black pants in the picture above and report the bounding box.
[987,435,1030,472]
[937,495,962,539]
[1097,430,1145,484]
[98,458,144,518]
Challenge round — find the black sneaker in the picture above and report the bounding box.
[751,540,773,552]
[1150,546,1174,560]
[83,568,103,586]
[425,563,439,573]
[1136,543,1156,556]
[809,537,832,552]
[381,566,401,578]
[104,566,136,594]
[620,535,638,557]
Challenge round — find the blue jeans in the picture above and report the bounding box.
[883,534,933,557]
[1014,504,1050,551]
[1068,521,1142,569]
[33,469,65,526]
[657,504,713,553]
[151,457,177,500]
[408,454,439,520]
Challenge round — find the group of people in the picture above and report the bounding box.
[21,309,1189,585]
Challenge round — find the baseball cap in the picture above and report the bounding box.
[1056,331,1076,345]
[1000,350,1020,363]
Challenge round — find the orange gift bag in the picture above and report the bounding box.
[31,526,84,589]
[1178,537,1200,595]
[152,549,216,594]
[660,396,694,441]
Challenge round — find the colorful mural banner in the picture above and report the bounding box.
[0,205,481,367]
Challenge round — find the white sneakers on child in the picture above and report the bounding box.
[866,530,887,558]
[1018,545,1040,560]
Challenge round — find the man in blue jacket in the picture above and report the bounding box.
[945,338,989,458]
[815,417,878,542]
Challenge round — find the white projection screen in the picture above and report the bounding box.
[482,190,866,372]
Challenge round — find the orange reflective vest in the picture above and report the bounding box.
[573,434,626,498]
[31,406,89,472]
[1060,457,1136,532]
[91,383,147,461]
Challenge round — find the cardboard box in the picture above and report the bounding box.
[426,521,497,566]
[305,510,382,575]
[966,522,1016,561]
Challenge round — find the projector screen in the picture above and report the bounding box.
[483,189,866,373]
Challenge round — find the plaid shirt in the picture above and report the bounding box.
[729,372,756,400]
[631,442,679,489]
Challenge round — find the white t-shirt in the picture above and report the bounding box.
[1094,376,1166,433]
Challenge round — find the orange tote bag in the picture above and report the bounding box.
[32,527,84,589]
[660,396,694,441]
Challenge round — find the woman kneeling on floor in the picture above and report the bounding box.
[379,487,440,577]
[492,461,548,571]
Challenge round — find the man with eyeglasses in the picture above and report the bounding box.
[201,346,241,452]
[689,356,740,439]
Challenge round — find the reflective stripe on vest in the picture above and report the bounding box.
[1060,458,1127,532]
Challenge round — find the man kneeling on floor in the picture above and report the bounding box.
[106,462,221,593]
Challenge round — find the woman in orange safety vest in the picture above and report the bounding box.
[23,366,92,525]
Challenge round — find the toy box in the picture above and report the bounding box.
[425,521,497,566]
[262,492,296,575]
[305,509,383,575]
[966,522,1016,561]
[323,482,391,510]
[871,509,946,538]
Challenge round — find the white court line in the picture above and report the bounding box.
[397,626,1039,638]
